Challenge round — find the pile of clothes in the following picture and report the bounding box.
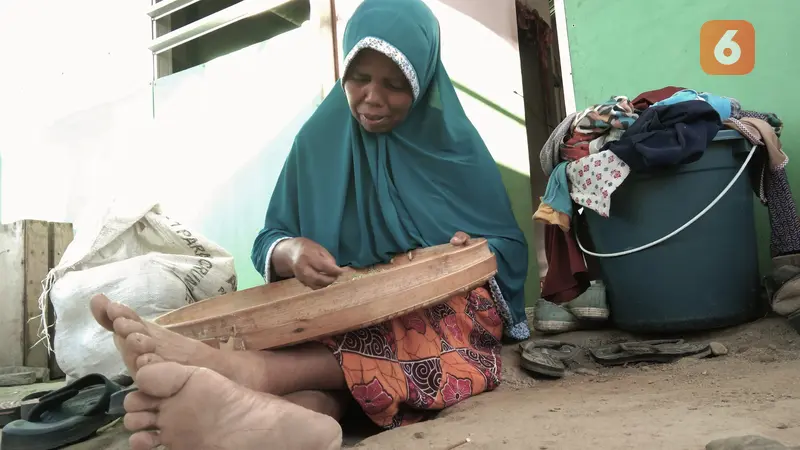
[532,86,800,334]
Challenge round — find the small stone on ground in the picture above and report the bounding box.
[706,435,800,450]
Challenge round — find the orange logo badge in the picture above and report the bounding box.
[700,20,755,75]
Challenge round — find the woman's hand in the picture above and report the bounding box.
[450,231,470,246]
[273,238,344,290]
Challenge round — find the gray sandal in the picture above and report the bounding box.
[589,339,712,366]
[518,340,579,378]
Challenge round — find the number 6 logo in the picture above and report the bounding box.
[714,30,741,65]
[701,20,755,75]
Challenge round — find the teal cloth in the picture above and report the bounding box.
[542,162,572,216]
[251,0,529,332]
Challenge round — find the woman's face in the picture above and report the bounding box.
[343,49,414,133]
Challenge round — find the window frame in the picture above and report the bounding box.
[148,0,341,87]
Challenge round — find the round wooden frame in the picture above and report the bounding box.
[154,238,497,350]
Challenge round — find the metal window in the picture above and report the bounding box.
[148,0,293,55]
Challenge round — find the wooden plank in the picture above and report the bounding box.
[23,221,50,370]
[47,222,74,379]
[0,222,26,367]
[0,220,75,376]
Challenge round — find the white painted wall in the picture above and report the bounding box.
[0,0,152,130]
[0,0,153,223]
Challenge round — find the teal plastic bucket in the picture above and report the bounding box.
[580,130,763,333]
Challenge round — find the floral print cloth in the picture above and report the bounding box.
[567,150,631,217]
[322,286,503,429]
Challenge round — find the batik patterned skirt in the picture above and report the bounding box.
[321,285,503,428]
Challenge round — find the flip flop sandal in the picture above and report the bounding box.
[107,386,139,417]
[520,348,566,378]
[520,340,580,361]
[589,339,712,366]
[110,374,134,387]
[788,310,800,335]
[519,340,580,378]
[0,391,52,429]
[0,374,123,450]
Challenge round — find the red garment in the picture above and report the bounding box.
[540,225,590,304]
[631,86,684,111]
[560,132,594,161]
[560,146,590,161]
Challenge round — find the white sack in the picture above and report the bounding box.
[40,200,237,381]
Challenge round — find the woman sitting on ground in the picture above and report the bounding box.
[251,0,529,428]
[91,0,528,448]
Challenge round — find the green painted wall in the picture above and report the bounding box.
[452,86,539,306]
[565,0,798,269]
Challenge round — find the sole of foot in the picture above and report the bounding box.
[124,358,342,450]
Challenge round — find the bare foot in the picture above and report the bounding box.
[123,358,342,450]
[90,294,267,390]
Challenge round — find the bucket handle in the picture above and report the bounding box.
[576,144,758,258]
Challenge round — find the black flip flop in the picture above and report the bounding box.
[589,339,712,366]
[0,374,123,450]
[0,391,52,429]
[108,386,139,417]
[519,340,579,378]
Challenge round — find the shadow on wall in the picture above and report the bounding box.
[452,80,539,305]
[496,164,538,306]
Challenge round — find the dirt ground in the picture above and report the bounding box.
[2,316,799,450]
[352,316,800,450]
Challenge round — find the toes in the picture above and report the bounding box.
[129,431,161,450]
[90,294,146,335]
[124,411,158,432]
[125,332,157,355]
[107,301,144,323]
[90,294,114,331]
[136,362,201,398]
[113,317,148,338]
[136,353,165,370]
[124,390,162,413]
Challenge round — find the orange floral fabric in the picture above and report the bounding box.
[321,286,503,428]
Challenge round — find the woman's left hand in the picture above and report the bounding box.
[450,231,470,246]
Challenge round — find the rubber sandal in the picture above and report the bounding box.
[0,391,52,429]
[788,310,800,335]
[519,340,579,361]
[518,340,579,378]
[107,386,139,417]
[0,374,123,450]
[110,374,134,387]
[589,339,712,366]
[520,349,565,378]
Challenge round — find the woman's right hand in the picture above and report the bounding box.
[273,238,344,290]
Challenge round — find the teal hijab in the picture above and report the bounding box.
[252,0,529,337]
